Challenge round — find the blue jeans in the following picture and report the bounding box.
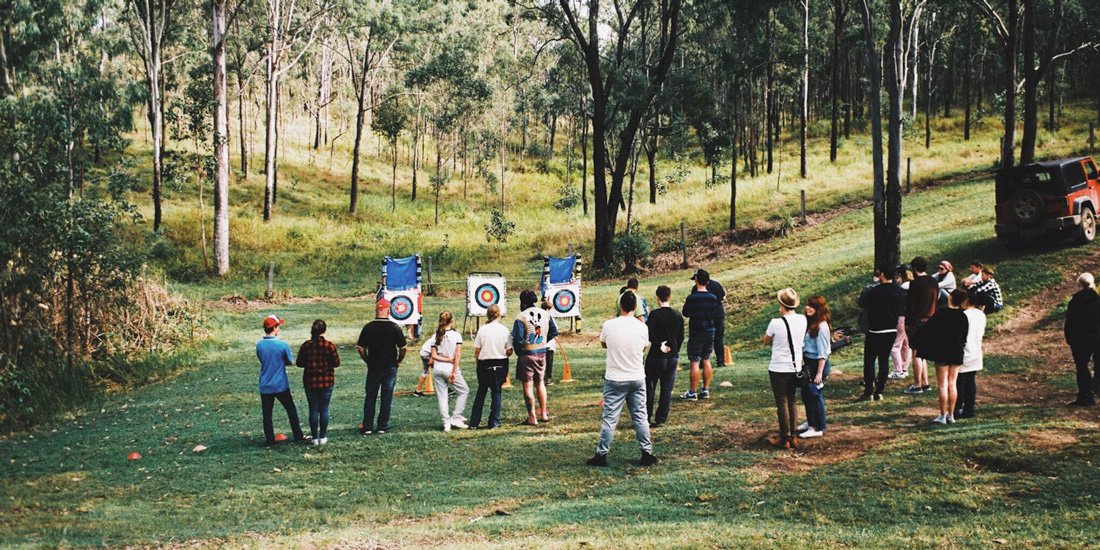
[305,386,333,439]
[469,359,508,428]
[801,355,830,431]
[645,356,678,424]
[363,366,397,431]
[597,379,652,456]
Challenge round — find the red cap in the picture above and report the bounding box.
[376,298,391,312]
[263,315,285,330]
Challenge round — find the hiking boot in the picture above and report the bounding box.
[586,453,609,467]
[639,451,659,466]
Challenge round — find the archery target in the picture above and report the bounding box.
[466,275,507,317]
[545,282,581,318]
[382,289,421,326]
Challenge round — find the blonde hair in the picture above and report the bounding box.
[434,310,454,347]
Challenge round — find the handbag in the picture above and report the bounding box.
[780,317,804,379]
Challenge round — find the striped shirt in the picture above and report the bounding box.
[296,337,340,389]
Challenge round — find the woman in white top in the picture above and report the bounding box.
[469,304,513,429]
[430,311,470,431]
[956,290,987,419]
[763,288,808,449]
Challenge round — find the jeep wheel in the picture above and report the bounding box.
[1010,190,1044,224]
[1078,207,1096,244]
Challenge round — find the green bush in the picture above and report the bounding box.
[612,221,652,274]
[484,208,515,243]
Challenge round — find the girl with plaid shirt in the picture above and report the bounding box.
[296,320,340,445]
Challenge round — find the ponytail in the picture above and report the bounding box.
[434,310,454,347]
[310,319,326,342]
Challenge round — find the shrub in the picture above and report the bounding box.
[612,221,652,274]
[553,182,580,210]
[484,209,515,243]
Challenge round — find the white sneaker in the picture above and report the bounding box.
[946,415,955,424]
[450,419,469,429]
[801,428,824,438]
[443,422,451,432]
[888,371,908,380]
[312,439,320,446]
[796,422,810,432]
[319,437,328,445]
[932,415,947,424]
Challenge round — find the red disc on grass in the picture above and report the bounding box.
[273,433,288,442]
[127,452,142,461]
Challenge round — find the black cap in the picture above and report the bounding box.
[692,269,710,284]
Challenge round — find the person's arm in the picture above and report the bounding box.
[429,346,452,363]
[599,322,608,349]
[547,318,559,342]
[449,343,462,381]
[330,342,340,368]
[295,343,307,369]
[512,319,525,352]
[763,320,776,346]
[397,346,407,364]
[283,344,294,367]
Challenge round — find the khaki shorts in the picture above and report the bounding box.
[516,354,546,383]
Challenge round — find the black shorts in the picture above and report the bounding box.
[687,331,715,362]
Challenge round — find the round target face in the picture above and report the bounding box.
[474,283,501,309]
[390,295,415,321]
[553,289,577,314]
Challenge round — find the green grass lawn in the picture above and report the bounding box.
[4,171,1100,548]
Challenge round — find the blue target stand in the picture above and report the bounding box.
[541,254,582,333]
[379,255,424,339]
[463,272,507,337]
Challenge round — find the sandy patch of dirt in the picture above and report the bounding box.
[1023,428,1080,451]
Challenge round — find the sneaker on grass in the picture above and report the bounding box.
[586,453,609,467]
[699,388,710,399]
[681,390,698,401]
[887,371,908,379]
[796,421,810,432]
[801,428,824,438]
[903,385,924,394]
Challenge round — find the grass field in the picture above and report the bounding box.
[4,164,1100,548]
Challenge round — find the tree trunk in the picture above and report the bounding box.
[925,42,932,149]
[1020,0,1038,165]
[313,37,332,149]
[391,140,397,211]
[1002,0,1018,168]
[411,97,421,201]
[212,0,231,276]
[830,0,845,163]
[349,38,371,214]
[646,133,657,205]
[765,9,774,174]
[236,60,248,174]
[730,91,739,231]
[964,11,972,141]
[262,3,280,222]
[799,0,809,179]
[883,0,903,269]
[581,111,588,216]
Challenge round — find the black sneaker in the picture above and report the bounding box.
[586,453,609,467]
[639,451,659,466]
[921,385,932,392]
[855,394,873,402]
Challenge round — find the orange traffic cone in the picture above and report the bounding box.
[424,374,436,395]
[558,343,575,383]
[724,345,733,366]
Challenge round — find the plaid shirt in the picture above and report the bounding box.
[973,278,1004,309]
[296,337,340,389]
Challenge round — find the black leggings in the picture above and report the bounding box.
[955,371,978,416]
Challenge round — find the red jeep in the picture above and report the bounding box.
[995,156,1100,245]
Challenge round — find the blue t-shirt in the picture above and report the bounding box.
[256,335,294,394]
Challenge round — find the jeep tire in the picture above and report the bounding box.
[1010,190,1044,225]
[1078,206,1096,244]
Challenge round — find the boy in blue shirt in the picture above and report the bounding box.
[256,315,305,445]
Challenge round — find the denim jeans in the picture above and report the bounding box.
[955,371,977,416]
[304,386,334,439]
[800,355,829,431]
[261,390,304,444]
[645,356,678,424]
[432,363,470,424]
[469,359,508,428]
[596,378,652,456]
[362,365,397,431]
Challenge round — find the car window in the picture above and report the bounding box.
[1066,162,1088,189]
[1086,160,1099,182]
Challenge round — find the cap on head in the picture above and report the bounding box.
[939,260,953,272]
[263,315,285,330]
[376,298,391,316]
[777,288,799,309]
[692,269,710,285]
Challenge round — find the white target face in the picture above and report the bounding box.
[544,282,581,318]
[467,275,507,317]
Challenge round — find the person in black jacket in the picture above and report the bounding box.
[917,290,969,424]
[645,285,685,426]
[857,266,905,401]
[1064,273,1100,406]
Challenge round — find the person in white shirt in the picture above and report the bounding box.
[469,305,513,429]
[763,288,808,449]
[934,260,957,304]
[956,290,987,419]
[587,291,659,467]
[430,311,469,432]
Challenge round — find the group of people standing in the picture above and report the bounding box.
[857,257,991,424]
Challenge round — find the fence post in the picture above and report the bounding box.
[265,262,275,300]
[426,256,434,296]
[800,189,807,224]
[680,221,688,269]
[906,157,911,193]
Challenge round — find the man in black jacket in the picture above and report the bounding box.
[645,285,685,426]
[857,266,905,401]
[1064,272,1100,406]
